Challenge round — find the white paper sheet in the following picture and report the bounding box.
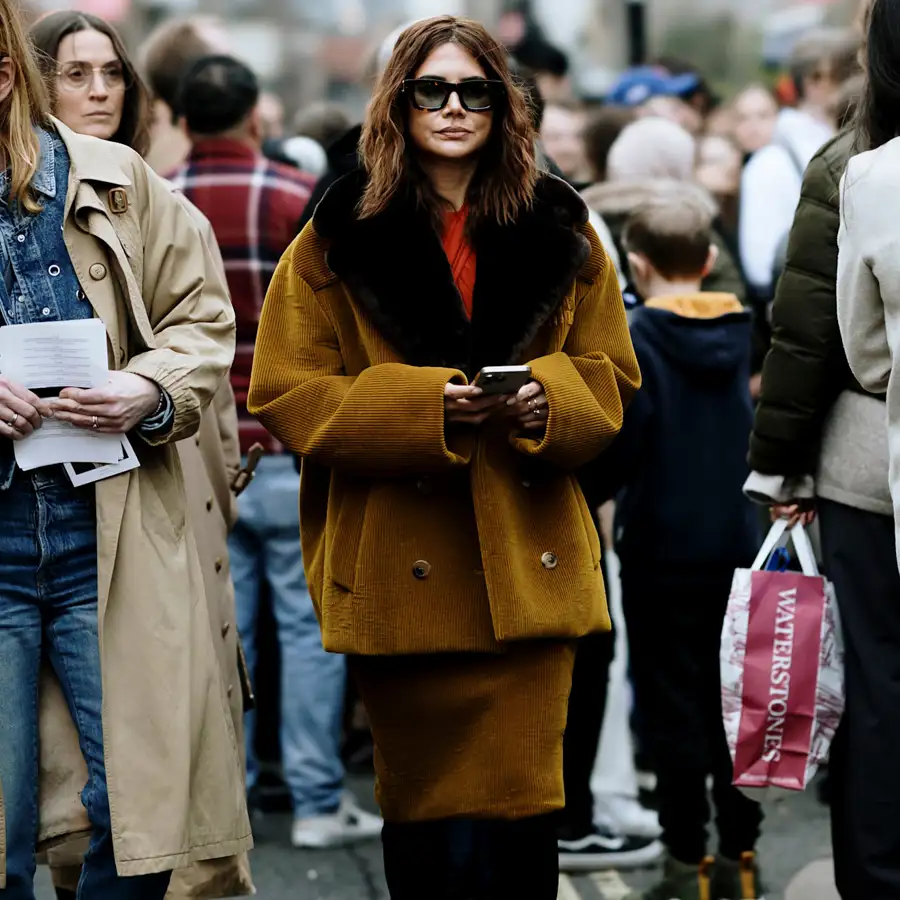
[0,319,122,470]
[64,436,140,486]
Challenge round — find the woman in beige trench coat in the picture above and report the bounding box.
[27,14,255,897]
[0,5,250,895]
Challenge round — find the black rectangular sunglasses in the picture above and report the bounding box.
[403,78,505,113]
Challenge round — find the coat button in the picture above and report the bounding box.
[412,560,432,579]
[541,552,559,570]
[222,622,231,637]
[215,558,223,573]
[89,263,107,280]
[206,497,214,512]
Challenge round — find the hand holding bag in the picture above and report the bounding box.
[721,519,844,794]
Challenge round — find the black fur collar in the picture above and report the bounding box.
[313,169,590,375]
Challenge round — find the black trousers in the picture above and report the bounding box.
[819,499,900,899]
[622,563,763,863]
[382,815,559,899]
[557,625,616,838]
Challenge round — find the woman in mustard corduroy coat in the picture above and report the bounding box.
[248,15,639,898]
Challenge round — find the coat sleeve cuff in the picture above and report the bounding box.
[743,470,816,505]
[125,352,202,445]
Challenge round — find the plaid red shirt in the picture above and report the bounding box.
[169,139,314,454]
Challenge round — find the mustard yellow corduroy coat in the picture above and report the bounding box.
[248,172,640,657]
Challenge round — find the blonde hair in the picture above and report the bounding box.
[0,0,51,213]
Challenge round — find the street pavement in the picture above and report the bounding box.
[34,773,833,900]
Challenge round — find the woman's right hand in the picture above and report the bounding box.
[0,377,52,441]
[770,501,816,528]
[444,383,509,426]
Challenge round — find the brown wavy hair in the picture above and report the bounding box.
[0,0,51,214]
[29,11,152,158]
[360,16,538,227]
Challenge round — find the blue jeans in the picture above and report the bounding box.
[0,468,171,900]
[229,455,346,818]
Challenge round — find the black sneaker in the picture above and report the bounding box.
[558,826,664,872]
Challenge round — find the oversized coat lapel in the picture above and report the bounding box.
[314,170,591,375]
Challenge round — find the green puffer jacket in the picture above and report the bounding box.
[749,130,877,477]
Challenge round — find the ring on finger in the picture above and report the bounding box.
[92,415,98,430]
[7,413,18,428]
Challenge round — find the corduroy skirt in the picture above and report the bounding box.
[349,641,576,822]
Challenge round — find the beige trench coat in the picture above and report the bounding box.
[43,213,253,897]
[0,120,251,887]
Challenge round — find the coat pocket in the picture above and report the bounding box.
[138,451,187,543]
[573,476,602,571]
[326,477,369,593]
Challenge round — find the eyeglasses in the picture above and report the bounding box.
[56,61,132,93]
[403,78,505,113]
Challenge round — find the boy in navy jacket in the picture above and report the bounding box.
[611,189,765,900]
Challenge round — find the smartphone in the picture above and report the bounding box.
[472,365,533,396]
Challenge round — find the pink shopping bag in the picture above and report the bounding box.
[721,520,844,793]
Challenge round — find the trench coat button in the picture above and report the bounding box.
[222,622,231,637]
[215,558,223,573]
[206,497,214,512]
[412,560,432,579]
[89,263,107,280]
[541,552,559,570]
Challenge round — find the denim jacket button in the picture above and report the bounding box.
[89,264,107,280]
[16,234,24,243]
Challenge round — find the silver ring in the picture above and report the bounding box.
[92,416,98,430]
[528,399,535,412]
[533,408,542,418]
[8,413,18,428]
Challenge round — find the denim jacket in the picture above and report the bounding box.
[0,128,91,489]
[0,128,173,489]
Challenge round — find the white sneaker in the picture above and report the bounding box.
[291,794,383,849]
[594,794,662,840]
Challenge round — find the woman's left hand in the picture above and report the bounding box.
[50,372,163,434]
[504,380,549,432]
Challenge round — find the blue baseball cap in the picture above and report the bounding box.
[606,66,702,107]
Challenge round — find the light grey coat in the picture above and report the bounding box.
[837,137,900,569]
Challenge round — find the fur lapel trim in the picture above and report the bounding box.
[314,170,590,374]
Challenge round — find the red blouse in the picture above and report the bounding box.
[442,205,476,319]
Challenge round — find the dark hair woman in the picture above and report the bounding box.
[29,10,151,156]
[28,11,252,900]
[248,15,640,898]
[834,0,900,891]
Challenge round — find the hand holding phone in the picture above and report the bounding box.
[504,380,548,431]
[472,366,532,396]
[444,382,508,426]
